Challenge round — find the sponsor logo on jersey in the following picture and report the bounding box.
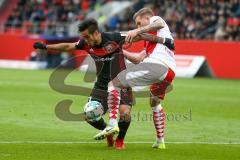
[103,41,119,54]
[94,57,114,62]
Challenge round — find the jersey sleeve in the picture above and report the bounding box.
[113,32,126,44]
[75,39,86,50]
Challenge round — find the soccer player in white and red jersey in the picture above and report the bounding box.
[94,8,176,149]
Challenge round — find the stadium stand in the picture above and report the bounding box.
[3,0,110,35]
[2,0,240,40]
[105,0,240,40]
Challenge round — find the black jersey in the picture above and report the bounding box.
[75,32,126,90]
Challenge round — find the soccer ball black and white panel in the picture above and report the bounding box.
[84,101,104,122]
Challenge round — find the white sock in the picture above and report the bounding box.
[108,86,121,127]
[152,104,165,143]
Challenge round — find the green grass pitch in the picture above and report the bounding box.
[0,68,240,160]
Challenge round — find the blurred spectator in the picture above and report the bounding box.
[5,0,101,35]
[4,0,240,41]
[105,0,240,41]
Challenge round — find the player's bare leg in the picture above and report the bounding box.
[150,94,166,149]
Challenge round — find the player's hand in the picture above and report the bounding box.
[125,29,139,43]
[33,42,47,50]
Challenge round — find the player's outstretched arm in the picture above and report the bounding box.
[134,33,175,50]
[137,18,165,34]
[121,31,174,50]
[33,42,77,52]
[125,19,165,43]
[131,33,164,43]
[123,49,147,64]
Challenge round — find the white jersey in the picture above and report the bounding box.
[144,16,176,72]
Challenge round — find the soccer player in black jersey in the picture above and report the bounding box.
[33,18,173,150]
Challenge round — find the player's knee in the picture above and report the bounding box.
[119,111,131,122]
[150,95,161,107]
[110,77,124,89]
[119,107,131,122]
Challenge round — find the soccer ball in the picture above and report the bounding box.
[84,101,104,122]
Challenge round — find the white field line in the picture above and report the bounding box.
[0,141,239,145]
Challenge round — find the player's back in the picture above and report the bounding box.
[151,16,173,39]
[145,16,176,72]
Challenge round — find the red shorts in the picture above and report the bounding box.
[150,68,175,100]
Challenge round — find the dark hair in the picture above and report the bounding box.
[78,18,99,34]
[133,7,154,20]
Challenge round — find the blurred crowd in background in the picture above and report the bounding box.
[4,0,240,40]
[5,0,110,35]
[106,0,240,41]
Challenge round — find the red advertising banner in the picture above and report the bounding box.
[0,34,239,79]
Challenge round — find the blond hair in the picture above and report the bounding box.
[133,7,154,20]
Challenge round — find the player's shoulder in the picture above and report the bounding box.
[75,38,87,49]
[102,32,121,40]
[102,32,124,44]
[150,16,164,23]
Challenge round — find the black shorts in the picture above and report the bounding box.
[89,88,133,114]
